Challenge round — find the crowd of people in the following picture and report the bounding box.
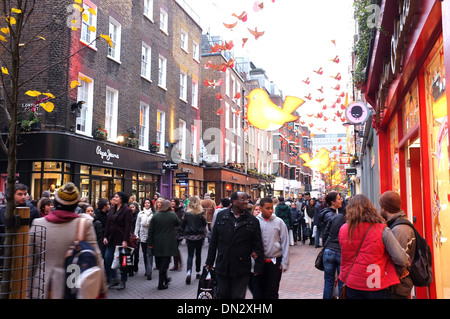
[1,182,416,300]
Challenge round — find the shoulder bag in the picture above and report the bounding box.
[340,224,373,299]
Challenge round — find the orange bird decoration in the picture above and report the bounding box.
[248,27,265,40]
[330,56,340,64]
[204,78,223,89]
[232,11,248,22]
[223,21,238,29]
[303,78,311,85]
[314,67,323,75]
[304,93,312,100]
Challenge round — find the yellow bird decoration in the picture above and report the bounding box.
[246,88,305,131]
[300,148,331,172]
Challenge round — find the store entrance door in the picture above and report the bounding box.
[92,177,114,208]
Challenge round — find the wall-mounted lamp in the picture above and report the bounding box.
[117,135,125,145]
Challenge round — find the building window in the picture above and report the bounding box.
[225,139,230,164]
[192,80,198,109]
[191,125,198,162]
[192,40,199,62]
[105,87,118,141]
[180,70,187,101]
[141,43,151,80]
[80,1,97,47]
[160,8,168,35]
[144,0,154,21]
[139,103,150,150]
[76,75,94,136]
[179,120,186,159]
[225,103,230,130]
[156,110,165,154]
[108,17,121,62]
[158,55,167,89]
[181,29,188,52]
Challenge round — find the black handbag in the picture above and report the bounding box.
[315,247,325,271]
[197,266,216,299]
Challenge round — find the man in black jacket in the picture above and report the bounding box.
[206,191,264,299]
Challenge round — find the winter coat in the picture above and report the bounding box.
[322,213,346,253]
[387,211,416,297]
[134,208,153,243]
[147,210,181,257]
[181,211,207,241]
[339,222,408,291]
[28,215,107,299]
[290,208,302,226]
[318,207,337,228]
[104,204,133,246]
[206,207,264,277]
[275,203,293,228]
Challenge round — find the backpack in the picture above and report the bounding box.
[391,218,433,287]
[64,218,103,299]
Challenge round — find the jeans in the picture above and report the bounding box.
[104,243,128,283]
[315,226,322,246]
[323,248,342,299]
[141,242,153,277]
[345,286,390,299]
[186,239,204,273]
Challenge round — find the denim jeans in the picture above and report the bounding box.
[323,248,342,299]
[104,243,128,283]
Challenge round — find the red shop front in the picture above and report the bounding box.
[364,0,450,299]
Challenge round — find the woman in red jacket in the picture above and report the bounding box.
[338,194,409,299]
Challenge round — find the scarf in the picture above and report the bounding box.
[45,210,79,224]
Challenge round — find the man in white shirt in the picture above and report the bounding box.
[255,197,290,299]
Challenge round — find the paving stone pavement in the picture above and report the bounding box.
[107,239,324,300]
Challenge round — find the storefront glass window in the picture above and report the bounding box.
[390,119,400,194]
[426,41,450,298]
[402,80,419,135]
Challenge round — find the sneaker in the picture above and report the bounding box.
[186,274,191,285]
[116,282,126,290]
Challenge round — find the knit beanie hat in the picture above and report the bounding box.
[54,183,80,206]
[379,191,402,213]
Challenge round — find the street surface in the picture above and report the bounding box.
[107,239,323,300]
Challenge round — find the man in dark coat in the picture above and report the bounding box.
[205,191,264,299]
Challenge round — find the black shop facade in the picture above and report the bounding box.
[0,132,163,208]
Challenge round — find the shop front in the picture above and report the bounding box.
[172,163,204,199]
[365,0,450,299]
[0,132,162,208]
[204,167,259,204]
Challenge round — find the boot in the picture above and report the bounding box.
[186,270,191,285]
[116,281,126,290]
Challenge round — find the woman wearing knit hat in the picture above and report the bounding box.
[28,182,107,299]
[379,191,416,299]
[103,192,133,290]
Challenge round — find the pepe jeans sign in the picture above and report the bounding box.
[96,146,120,165]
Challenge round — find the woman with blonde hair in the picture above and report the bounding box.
[338,194,409,299]
[181,196,207,284]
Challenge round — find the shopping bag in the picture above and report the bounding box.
[119,246,135,271]
[289,229,294,245]
[111,245,121,270]
[197,266,216,299]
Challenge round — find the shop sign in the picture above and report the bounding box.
[340,157,351,165]
[377,0,418,111]
[96,146,120,166]
[176,173,189,178]
[346,168,357,176]
[176,179,189,185]
[181,167,194,174]
[163,161,178,170]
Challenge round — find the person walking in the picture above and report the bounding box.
[379,191,416,299]
[338,194,409,299]
[275,197,293,245]
[304,198,316,245]
[134,198,154,280]
[321,204,346,299]
[170,197,184,271]
[28,182,107,299]
[181,196,207,285]
[255,197,289,299]
[103,192,133,290]
[290,202,301,244]
[147,199,181,290]
[93,198,110,259]
[201,193,216,241]
[313,196,324,247]
[205,191,264,299]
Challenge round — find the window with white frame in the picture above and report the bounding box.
[192,80,198,109]
[105,87,118,141]
[181,29,188,52]
[139,103,150,150]
[141,43,151,80]
[193,40,199,61]
[180,70,187,101]
[156,110,165,153]
[237,145,242,164]
[160,8,168,34]
[178,120,186,159]
[225,139,230,164]
[76,75,94,136]
[225,69,230,97]
[231,142,236,163]
[158,55,167,88]
[225,103,230,129]
[108,17,121,61]
[191,125,198,162]
[144,0,154,21]
[80,2,97,47]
